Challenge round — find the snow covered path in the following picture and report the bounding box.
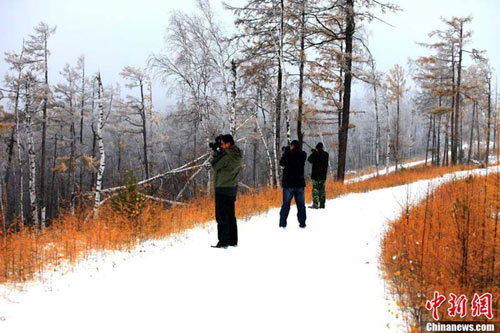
[0,166,498,333]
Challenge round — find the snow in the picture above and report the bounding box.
[0,164,498,333]
[345,159,426,184]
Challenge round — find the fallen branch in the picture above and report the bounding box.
[88,153,211,196]
[139,194,187,206]
[175,156,212,200]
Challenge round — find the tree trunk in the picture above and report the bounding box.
[476,101,481,161]
[443,114,449,166]
[49,130,59,219]
[284,73,291,145]
[4,127,15,186]
[370,61,380,176]
[485,77,492,165]
[336,0,354,182]
[431,114,436,165]
[140,80,149,180]
[253,123,258,187]
[425,115,432,167]
[0,182,6,236]
[451,45,457,164]
[395,94,400,171]
[255,113,274,187]
[385,102,390,175]
[94,74,106,216]
[230,59,237,136]
[40,34,49,226]
[297,0,306,147]
[15,81,24,227]
[79,59,85,196]
[468,102,476,163]
[454,27,464,164]
[437,114,441,165]
[25,78,39,228]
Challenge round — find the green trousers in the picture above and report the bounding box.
[312,180,326,208]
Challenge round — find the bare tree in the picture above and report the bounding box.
[120,66,151,179]
[24,22,56,224]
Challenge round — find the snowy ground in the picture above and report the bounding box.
[345,159,426,184]
[0,165,498,333]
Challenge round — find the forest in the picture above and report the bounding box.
[0,1,499,332]
[1,0,496,231]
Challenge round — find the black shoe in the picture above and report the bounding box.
[211,243,228,249]
[319,206,325,209]
[228,243,238,247]
[299,224,306,228]
[308,205,318,209]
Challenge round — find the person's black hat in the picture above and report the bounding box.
[222,134,235,145]
[290,140,300,148]
[316,142,324,150]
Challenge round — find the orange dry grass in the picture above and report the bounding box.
[381,172,500,331]
[0,163,482,285]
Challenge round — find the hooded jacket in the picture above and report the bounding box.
[211,145,243,197]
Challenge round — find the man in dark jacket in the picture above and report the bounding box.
[210,134,243,248]
[307,142,329,209]
[279,140,307,228]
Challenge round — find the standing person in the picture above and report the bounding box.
[210,134,243,248]
[279,140,307,228]
[307,142,329,209]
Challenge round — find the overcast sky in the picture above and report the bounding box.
[1,0,499,111]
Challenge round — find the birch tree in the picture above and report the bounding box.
[24,22,56,223]
[4,46,28,226]
[23,72,39,227]
[94,74,106,215]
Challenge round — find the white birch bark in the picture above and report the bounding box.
[24,76,39,228]
[370,59,381,176]
[385,102,390,176]
[94,74,106,216]
[272,110,280,188]
[284,71,291,145]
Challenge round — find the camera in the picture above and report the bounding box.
[281,146,290,153]
[209,135,224,152]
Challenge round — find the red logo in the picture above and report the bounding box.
[425,291,447,320]
[471,293,493,320]
[447,293,467,318]
[425,292,494,321]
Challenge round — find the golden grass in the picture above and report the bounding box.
[0,163,484,285]
[381,172,500,331]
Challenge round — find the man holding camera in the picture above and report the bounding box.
[307,142,329,209]
[279,140,307,228]
[210,134,243,248]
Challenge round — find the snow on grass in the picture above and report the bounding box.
[345,159,427,184]
[0,164,498,333]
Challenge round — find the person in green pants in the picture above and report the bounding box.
[307,142,329,209]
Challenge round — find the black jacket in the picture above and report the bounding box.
[307,149,329,181]
[280,148,307,188]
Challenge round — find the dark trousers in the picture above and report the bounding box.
[215,193,238,246]
[279,187,306,227]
